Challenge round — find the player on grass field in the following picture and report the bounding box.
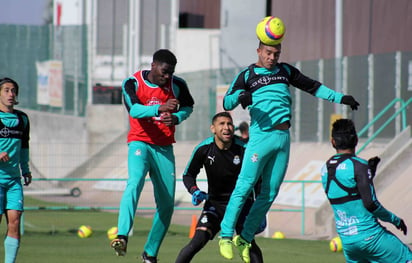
[218,41,360,263]
[175,112,264,263]
[110,49,194,263]
[321,118,411,262]
[0,78,32,263]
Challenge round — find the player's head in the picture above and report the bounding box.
[238,121,249,133]
[150,49,177,87]
[238,121,249,139]
[331,119,358,150]
[0,77,19,106]
[153,49,177,66]
[257,41,281,70]
[212,111,233,124]
[211,112,234,147]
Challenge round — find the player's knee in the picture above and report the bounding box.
[7,218,21,236]
[190,230,210,250]
[158,202,174,217]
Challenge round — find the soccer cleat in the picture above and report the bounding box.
[110,238,127,256]
[219,237,234,260]
[233,235,251,263]
[141,251,158,263]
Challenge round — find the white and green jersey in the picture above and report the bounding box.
[0,110,30,180]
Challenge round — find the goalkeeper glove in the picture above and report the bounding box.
[397,219,407,235]
[238,91,252,109]
[368,156,380,179]
[192,190,208,206]
[341,95,360,110]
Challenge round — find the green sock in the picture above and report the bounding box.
[4,236,19,263]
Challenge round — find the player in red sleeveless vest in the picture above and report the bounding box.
[111,49,194,263]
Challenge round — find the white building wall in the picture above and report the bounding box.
[175,29,220,73]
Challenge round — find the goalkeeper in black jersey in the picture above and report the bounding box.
[175,112,264,263]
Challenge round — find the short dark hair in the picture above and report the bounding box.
[258,41,281,49]
[212,112,232,124]
[238,121,249,133]
[153,49,177,66]
[0,77,19,96]
[331,119,358,150]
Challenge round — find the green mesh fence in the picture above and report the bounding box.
[0,24,88,116]
[0,24,410,140]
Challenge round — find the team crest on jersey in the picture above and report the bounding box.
[233,155,241,165]
[201,215,208,224]
[251,153,259,163]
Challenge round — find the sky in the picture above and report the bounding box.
[0,0,49,25]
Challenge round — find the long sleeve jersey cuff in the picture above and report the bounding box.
[173,106,193,124]
[20,148,31,175]
[372,205,400,226]
[315,85,344,103]
[223,90,242,111]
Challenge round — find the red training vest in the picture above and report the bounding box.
[127,71,177,145]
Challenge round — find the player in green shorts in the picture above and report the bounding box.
[0,78,32,263]
[218,41,359,263]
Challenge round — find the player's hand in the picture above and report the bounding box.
[23,173,32,186]
[341,95,360,110]
[368,156,380,179]
[397,219,407,235]
[238,91,252,109]
[160,112,177,127]
[159,99,179,112]
[0,152,10,162]
[192,190,208,206]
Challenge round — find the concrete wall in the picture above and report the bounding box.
[175,29,220,73]
[220,0,266,69]
[26,104,128,179]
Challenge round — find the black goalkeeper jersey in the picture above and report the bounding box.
[183,136,246,201]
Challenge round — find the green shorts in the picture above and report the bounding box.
[343,228,412,263]
[0,177,24,213]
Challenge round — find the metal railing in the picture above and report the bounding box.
[24,178,319,235]
[23,98,411,236]
[357,97,411,154]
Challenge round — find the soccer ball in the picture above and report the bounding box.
[256,16,286,45]
[77,225,93,238]
[329,236,343,252]
[272,231,285,239]
[107,226,118,240]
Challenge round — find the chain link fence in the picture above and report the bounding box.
[1,24,411,141]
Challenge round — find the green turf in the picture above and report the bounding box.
[0,197,346,262]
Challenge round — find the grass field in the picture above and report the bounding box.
[0,197,346,263]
